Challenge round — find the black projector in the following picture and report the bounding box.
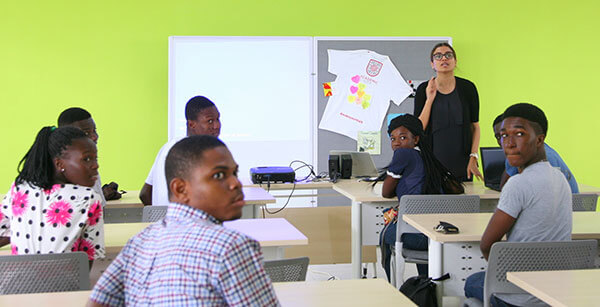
[250,166,296,184]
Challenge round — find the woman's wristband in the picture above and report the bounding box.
[469,153,479,160]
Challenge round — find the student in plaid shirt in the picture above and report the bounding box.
[88,135,279,306]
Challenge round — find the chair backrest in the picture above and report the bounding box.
[263,257,309,282]
[142,206,168,222]
[484,240,597,307]
[104,207,143,223]
[572,193,598,211]
[0,252,90,295]
[396,194,480,240]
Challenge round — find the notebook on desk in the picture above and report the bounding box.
[480,147,506,191]
[329,150,380,177]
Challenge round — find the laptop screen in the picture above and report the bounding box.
[480,147,506,188]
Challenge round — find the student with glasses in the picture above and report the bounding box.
[414,43,483,182]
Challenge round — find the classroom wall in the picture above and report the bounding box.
[1,0,598,191]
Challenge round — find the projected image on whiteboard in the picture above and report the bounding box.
[169,37,314,180]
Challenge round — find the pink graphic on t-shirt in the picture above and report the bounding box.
[43,184,61,195]
[46,200,72,226]
[11,244,17,255]
[72,238,95,260]
[87,201,103,226]
[11,191,28,216]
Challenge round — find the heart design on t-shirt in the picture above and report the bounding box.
[358,83,366,90]
[351,75,360,83]
[357,90,365,98]
[350,86,358,94]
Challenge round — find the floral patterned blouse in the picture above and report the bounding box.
[0,181,105,260]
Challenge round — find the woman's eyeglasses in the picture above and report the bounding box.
[432,52,454,61]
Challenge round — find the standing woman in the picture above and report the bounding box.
[0,126,105,265]
[414,43,483,181]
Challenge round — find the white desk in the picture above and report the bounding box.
[1,218,307,259]
[332,179,507,279]
[105,187,275,219]
[0,279,415,306]
[403,212,600,304]
[506,269,600,307]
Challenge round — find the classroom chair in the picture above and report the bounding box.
[142,206,168,222]
[0,252,90,295]
[393,194,480,286]
[104,207,143,223]
[572,193,598,211]
[263,257,309,282]
[463,240,597,307]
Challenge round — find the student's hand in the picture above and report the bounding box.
[425,77,437,101]
[467,157,483,181]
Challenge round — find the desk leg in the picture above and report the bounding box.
[241,204,259,219]
[262,246,284,260]
[429,240,443,307]
[351,200,363,279]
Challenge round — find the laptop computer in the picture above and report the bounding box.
[480,147,506,191]
[329,150,380,177]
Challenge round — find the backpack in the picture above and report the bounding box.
[399,274,450,307]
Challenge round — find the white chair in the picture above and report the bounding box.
[0,252,90,294]
[463,240,597,307]
[393,194,480,286]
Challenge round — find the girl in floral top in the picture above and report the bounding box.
[0,126,105,265]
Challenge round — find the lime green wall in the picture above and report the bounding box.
[1,0,598,190]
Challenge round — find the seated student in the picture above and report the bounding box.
[88,135,279,306]
[0,126,105,266]
[58,107,121,201]
[465,103,572,306]
[140,96,221,206]
[492,113,579,193]
[379,114,462,279]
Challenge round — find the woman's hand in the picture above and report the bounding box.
[467,156,483,181]
[426,77,437,101]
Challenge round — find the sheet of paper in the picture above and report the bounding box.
[357,131,381,155]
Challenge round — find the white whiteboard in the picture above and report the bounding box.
[169,36,315,179]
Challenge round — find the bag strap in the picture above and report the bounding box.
[432,273,450,282]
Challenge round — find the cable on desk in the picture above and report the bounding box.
[264,182,296,215]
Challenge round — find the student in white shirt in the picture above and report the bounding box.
[139,96,221,206]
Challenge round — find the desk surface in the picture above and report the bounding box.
[0,218,307,254]
[274,279,415,306]
[332,179,503,202]
[241,177,334,190]
[101,218,307,248]
[507,269,600,307]
[403,212,600,242]
[106,187,276,207]
[0,279,414,307]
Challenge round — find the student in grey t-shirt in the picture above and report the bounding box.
[464,103,572,307]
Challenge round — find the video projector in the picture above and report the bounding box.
[250,166,296,184]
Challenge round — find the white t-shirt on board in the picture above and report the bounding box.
[319,49,412,140]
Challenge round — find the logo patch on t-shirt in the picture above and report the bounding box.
[366,59,383,77]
